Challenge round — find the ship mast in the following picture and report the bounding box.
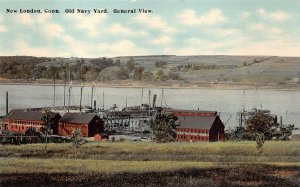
[91,81,94,112]
[53,73,56,109]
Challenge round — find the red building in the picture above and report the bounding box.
[164,109,225,142]
[58,113,104,137]
[1,109,61,134]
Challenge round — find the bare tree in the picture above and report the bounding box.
[41,110,54,153]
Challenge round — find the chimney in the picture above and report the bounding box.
[152,94,157,108]
[94,100,97,111]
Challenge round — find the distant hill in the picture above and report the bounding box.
[0,55,299,88]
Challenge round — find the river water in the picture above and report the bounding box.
[0,84,299,129]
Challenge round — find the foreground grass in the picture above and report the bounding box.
[0,158,299,186]
[1,141,299,186]
[0,158,219,174]
[1,141,299,162]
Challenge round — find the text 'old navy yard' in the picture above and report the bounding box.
[5,8,153,14]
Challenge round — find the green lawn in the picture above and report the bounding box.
[0,141,299,186]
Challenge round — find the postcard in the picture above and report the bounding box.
[0,0,299,186]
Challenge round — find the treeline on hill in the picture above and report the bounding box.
[0,56,180,82]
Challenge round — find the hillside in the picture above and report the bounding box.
[0,55,299,89]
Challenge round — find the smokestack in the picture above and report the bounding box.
[80,86,83,112]
[240,112,243,128]
[280,116,283,127]
[152,94,157,108]
[6,91,8,115]
[94,100,96,111]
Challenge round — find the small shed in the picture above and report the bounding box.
[94,133,109,141]
[58,113,104,137]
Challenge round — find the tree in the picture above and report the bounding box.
[71,128,86,155]
[133,67,144,80]
[227,112,297,144]
[156,70,165,81]
[245,112,274,140]
[126,58,135,72]
[155,61,167,68]
[25,127,42,143]
[116,67,129,80]
[168,71,180,80]
[150,111,178,143]
[142,71,154,81]
[41,110,55,153]
[245,112,298,149]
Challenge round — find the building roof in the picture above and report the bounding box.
[176,115,219,129]
[59,113,99,124]
[2,109,58,122]
[163,109,217,116]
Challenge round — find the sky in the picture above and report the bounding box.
[0,0,299,57]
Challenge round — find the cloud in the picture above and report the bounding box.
[12,14,64,39]
[0,15,7,32]
[65,14,107,37]
[106,23,147,36]
[151,35,173,45]
[163,35,249,56]
[257,8,290,21]
[14,14,52,25]
[133,14,177,33]
[250,23,265,31]
[231,39,300,57]
[18,14,34,25]
[10,40,62,57]
[178,8,226,26]
[36,14,52,23]
[207,28,239,36]
[241,12,251,19]
[164,36,300,57]
[43,23,64,37]
[99,40,149,56]
[7,37,149,58]
[270,28,283,35]
[249,23,285,38]
[0,25,7,32]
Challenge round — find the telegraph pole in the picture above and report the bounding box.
[6,91,8,115]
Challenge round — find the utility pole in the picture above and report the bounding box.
[102,92,105,110]
[161,89,164,108]
[64,70,66,109]
[141,88,143,106]
[91,81,94,112]
[6,91,8,115]
[68,86,71,113]
[80,85,83,112]
[53,74,56,109]
[148,90,151,118]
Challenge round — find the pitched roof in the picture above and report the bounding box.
[59,113,98,124]
[2,109,58,121]
[163,109,217,116]
[176,115,218,129]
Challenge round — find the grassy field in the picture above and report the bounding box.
[1,141,299,186]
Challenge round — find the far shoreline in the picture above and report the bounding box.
[0,79,300,91]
